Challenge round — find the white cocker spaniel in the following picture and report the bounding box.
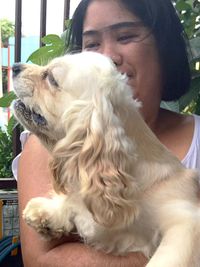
[13,51,200,267]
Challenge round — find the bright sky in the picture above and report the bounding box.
[0,0,81,36]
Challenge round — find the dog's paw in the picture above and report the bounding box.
[23,197,67,240]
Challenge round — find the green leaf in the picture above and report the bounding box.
[0,19,15,44]
[190,37,200,59]
[194,96,200,115]
[7,115,18,135]
[41,34,64,45]
[27,46,64,65]
[176,0,192,11]
[176,1,192,12]
[27,34,65,65]
[0,91,17,107]
[0,126,13,177]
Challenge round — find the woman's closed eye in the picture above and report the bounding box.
[83,42,100,51]
[117,34,139,43]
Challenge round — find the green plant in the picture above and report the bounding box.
[0,91,16,108]
[0,19,15,46]
[0,92,17,128]
[0,125,13,177]
[0,93,19,177]
[172,0,200,114]
[27,34,66,65]
[174,0,200,39]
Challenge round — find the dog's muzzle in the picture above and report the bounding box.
[14,99,47,126]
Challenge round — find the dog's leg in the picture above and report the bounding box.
[23,194,75,240]
[146,222,199,267]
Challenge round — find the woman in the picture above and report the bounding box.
[16,0,200,266]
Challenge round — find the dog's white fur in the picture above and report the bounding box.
[13,51,200,266]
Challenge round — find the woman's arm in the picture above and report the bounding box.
[18,134,148,267]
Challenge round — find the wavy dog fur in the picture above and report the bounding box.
[51,87,139,228]
[13,52,200,266]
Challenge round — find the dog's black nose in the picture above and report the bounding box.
[12,63,24,77]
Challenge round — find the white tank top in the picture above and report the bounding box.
[182,114,200,171]
[12,115,200,180]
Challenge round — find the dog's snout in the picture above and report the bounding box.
[12,63,24,77]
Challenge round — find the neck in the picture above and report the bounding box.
[140,105,162,133]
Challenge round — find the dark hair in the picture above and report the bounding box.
[69,0,191,101]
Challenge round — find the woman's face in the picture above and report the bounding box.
[82,0,163,123]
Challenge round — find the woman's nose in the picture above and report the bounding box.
[110,54,123,66]
[101,44,122,66]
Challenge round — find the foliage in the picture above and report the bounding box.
[0,125,13,177]
[173,0,200,39]
[0,19,15,177]
[27,34,66,65]
[0,91,16,108]
[0,93,18,178]
[170,0,200,114]
[0,92,18,132]
[0,19,15,45]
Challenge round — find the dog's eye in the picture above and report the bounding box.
[42,71,59,87]
[47,72,59,87]
[42,71,48,79]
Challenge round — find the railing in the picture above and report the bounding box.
[13,0,71,158]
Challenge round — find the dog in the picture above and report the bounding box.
[13,51,200,267]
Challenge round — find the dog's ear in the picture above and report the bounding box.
[78,92,139,229]
[50,101,92,194]
[50,94,139,229]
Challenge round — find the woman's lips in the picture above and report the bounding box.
[120,71,135,87]
[121,72,133,80]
